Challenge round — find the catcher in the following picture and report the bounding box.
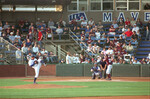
[91,63,101,79]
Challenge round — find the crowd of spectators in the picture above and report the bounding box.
[0,18,71,63]
[0,17,150,65]
[68,17,150,65]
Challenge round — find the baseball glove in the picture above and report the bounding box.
[34,60,38,64]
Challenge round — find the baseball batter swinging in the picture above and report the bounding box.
[28,55,46,84]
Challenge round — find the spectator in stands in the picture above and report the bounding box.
[26,39,32,47]
[124,52,131,63]
[19,19,24,29]
[37,29,43,47]
[109,40,115,48]
[69,19,77,27]
[86,37,92,45]
[9,32,15,43]
[29,26,37,35]
[36,18,41,27]
[49,51,58,63]
[27,31,34,42]
[48,18,55,29]
[29,23,34,29]
[140,58,147,64]
[122,25,128,32]
[21,43,28,55]
[125,42,134,54]
[101,47,107,55]
[13,39,21,48]
[57,18,66,27]
[56,25,63,40]
[92,43,100,54]
[119,36,125,45]
[112,21,119,29]
[66,52,72,64]
[145,20,150,40]
[106,47,114,56]
[136,18,142,28]
[15,31,21,44]
[118,21,124,31]
[97,40,103,48]
[81,20,87,28]
[144,3,150,10]
[41,21,46,28]
[99,51,105,59]
[97,20,104,31]
[105,37,110,46]
[108,25,116,35]
[4,22,10,29]
[113,36,118,45]
[118,17,124,24]
[95,29,101,40]
[32,43,39,55]
[41,48,48,55]
[132,59,141,64]
[132,24,139,33]
[89,29,95,37]
[2,33,9,41]
[131,31,138,42]
[130,18,136,28]
[73,26,81,35]
[15,47,22,61]
[46,27,53,40]
[116,42,122,51]
[87,44,93,53]
[26,47,33,55]
[125,18,130,27]
[24,20,30,29]
[124,28,133,40]
[88,18,95,27]
[85,25,90,36]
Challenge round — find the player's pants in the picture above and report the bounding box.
[92,72,101,79]
[106,65,112,74]
[33,63,42,78]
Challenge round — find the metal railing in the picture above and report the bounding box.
[69,29,95,59]
[42,39,67,60]
[0,37,24,64]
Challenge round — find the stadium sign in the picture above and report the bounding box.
[68,12,88,22]
[103,12,150,22]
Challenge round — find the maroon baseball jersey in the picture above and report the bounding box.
[105,57,113,65]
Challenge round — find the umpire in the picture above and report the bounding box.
[99,58,107,79]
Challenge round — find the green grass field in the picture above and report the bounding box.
[0,78,149,98]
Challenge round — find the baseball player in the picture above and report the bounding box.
[28,55,46,84]
[104,55,114,80]
[91,63,101,79]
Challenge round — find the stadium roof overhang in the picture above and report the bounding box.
[0,0,72,5]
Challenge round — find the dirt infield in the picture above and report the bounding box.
[0,84,86,89]
[24,77,150,82]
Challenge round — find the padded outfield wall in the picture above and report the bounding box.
[56,64,150,77]
[0,64,149,77]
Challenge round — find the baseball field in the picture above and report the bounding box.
[0,77,149,99]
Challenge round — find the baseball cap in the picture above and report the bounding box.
[134,24,136,26]
[31,55,35,57]
[10,32,13,35]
